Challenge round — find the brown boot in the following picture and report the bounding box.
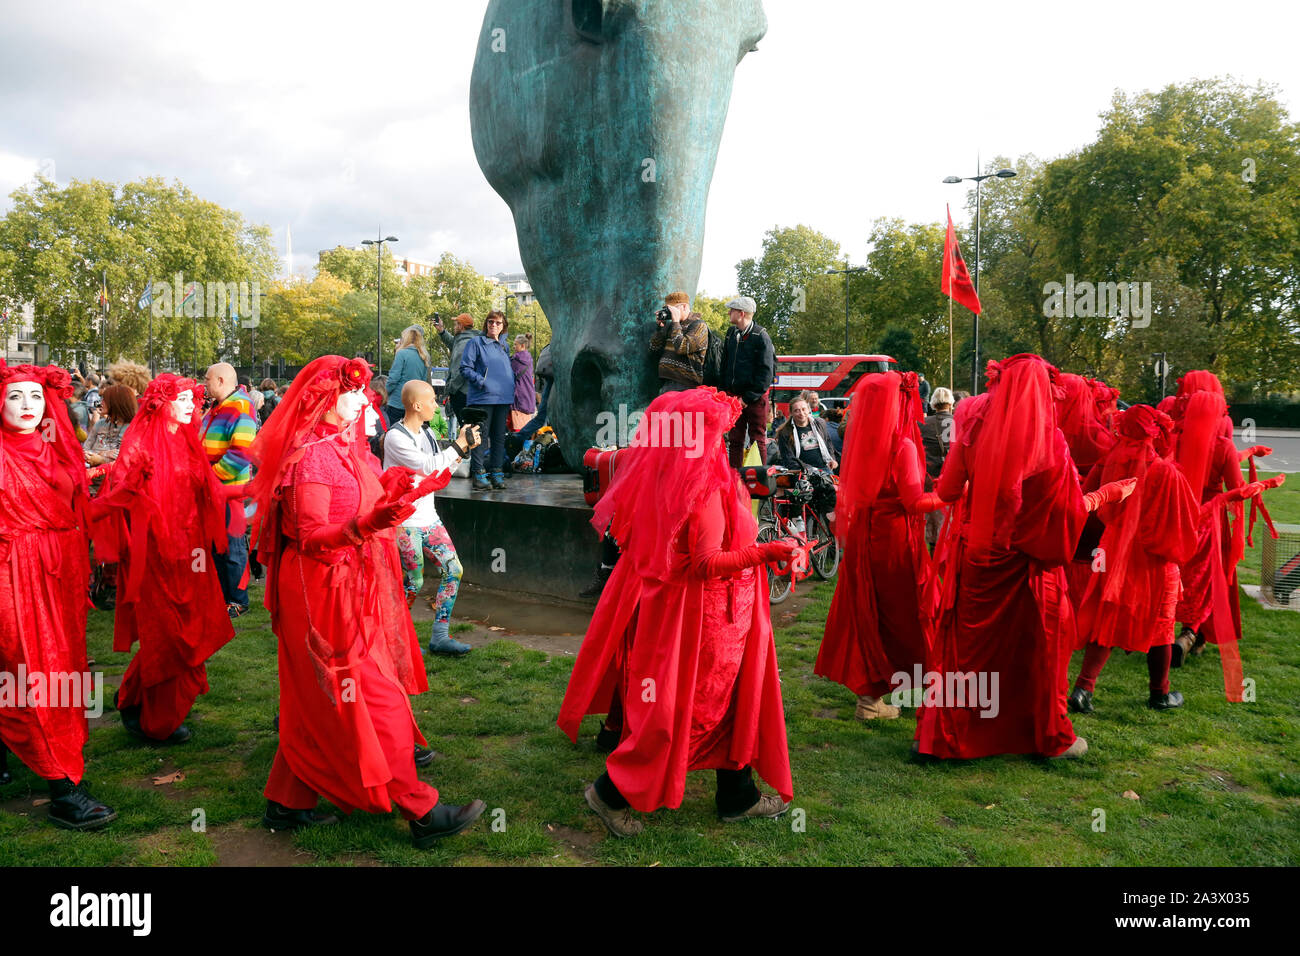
[855,695,901,720]
[1171,628,1196,668]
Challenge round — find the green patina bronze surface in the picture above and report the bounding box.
[470,0,766,465]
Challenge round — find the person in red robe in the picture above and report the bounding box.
[1056,372,1117,607]
[93,374,235,743]
[248,355,485,846]
[914,354,1133,761]
[558,387,795,837]
[1168,382,1283,692]
[816,371,942,720]
[0,362,115,828]
[1069,405,1201,712]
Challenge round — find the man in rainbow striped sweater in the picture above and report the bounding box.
[201,363,258,617]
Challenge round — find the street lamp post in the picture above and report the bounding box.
[825,262,869,355]
[361,232,399,374]
[942,164,1016,394]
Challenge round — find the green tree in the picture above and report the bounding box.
[0,176,275,372]
[735,224,842,350]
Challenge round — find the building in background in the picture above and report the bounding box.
[485,271,535,308]
[2,302,38,364]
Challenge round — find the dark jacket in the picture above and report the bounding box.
[775,417,837,472]
[918,410,953,481]
[447,329,483,395]
[721,320,775,405]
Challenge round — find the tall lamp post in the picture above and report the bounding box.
[825,261,869,355]
[361,232,398,374]
[942,164,1016,394]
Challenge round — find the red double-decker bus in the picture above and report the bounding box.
[770,354,897,416]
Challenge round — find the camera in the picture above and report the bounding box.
[655,307,673,325]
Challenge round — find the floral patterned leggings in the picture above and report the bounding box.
[396,524,462,625]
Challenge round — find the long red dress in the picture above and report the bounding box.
[817,372,939,699]
[0,376,91,782]
[1075,408,1200,654]
[915,356,1087,759]
[258,420,435,818]
[95,376,235,739]
[558,389,792,814]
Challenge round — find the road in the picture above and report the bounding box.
[1232,428,1300,474]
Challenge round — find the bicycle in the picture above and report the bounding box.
[744,466,841,604]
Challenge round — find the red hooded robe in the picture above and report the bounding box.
[557,387,793,813]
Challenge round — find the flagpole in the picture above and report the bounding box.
[948,286,954,393]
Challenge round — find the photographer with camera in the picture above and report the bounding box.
[384,379,482,656]
[648,291,709,394]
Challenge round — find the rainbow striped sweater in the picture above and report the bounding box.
[201,387,258,486]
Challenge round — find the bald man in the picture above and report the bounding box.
[383,380,481,656]
[201,362,259,617]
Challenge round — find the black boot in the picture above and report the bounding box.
[578,566,613,600]
[261,800,338,831]
[1067,687,1094,714]
[595,723,620,753]
[1148,690,1185,710]
[1171,627,1196,668]
[410,800,487,848]
[48,779,117,831]
[414,746,437,767]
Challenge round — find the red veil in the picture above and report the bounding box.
[98,375,228,599]
[560,387,792,811]
[835,371,926,539]
[967,354,1064,556]
[1056,373,1115,474]
[0,363,92,782]
[592,387,753,581]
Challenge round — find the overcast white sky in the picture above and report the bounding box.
[2,0,1297,297]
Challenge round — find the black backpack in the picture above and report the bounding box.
[702,326,725,387]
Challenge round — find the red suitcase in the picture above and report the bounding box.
[582,446,623,505]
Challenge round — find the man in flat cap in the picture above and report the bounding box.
[719,296,775,468]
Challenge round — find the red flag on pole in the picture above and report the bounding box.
[941,205,981,314]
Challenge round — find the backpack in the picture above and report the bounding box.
[702,326,725,387]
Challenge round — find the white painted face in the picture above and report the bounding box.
[3,381,46,432]
[170,391,196,424]
[335,388,368,424]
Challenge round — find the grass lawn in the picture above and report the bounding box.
[2,477,1297,865]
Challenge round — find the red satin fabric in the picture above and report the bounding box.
[0,426,90,782]
[558,487,792,813]
[260,426,434,817]
[818,438,938,697]
[915,428,1086,759]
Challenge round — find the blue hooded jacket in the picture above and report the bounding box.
[459,334,515,405]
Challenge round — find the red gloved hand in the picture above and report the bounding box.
[1251,445,1273,457]
[357,499,416,536]
[380,466,417,499]
[1083,477,1137,512]
[760,540,797,565]
[912,491,945,514]
[1262,474,1286,490]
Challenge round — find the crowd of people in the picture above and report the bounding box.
[0,291,1284,846]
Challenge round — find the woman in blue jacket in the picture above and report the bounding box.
[386,326,432,426]
[458,310,515,490]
